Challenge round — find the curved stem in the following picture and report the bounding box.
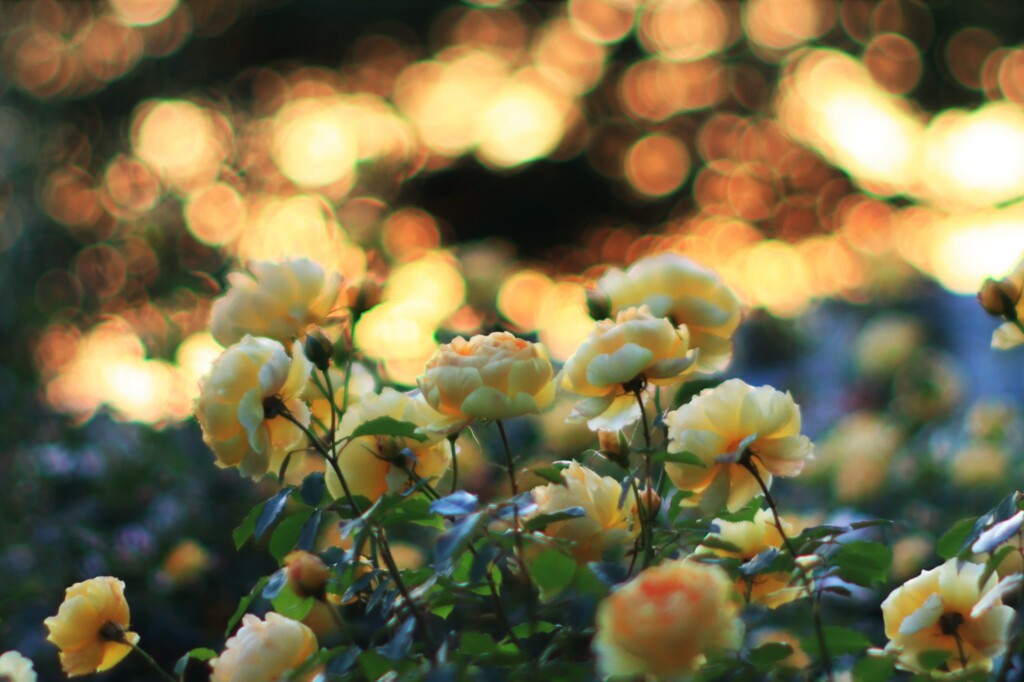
[495,420,538,634]
[739,455,833,682]
[126,640,176,682]
[633,389,654,569]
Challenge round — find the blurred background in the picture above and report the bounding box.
[3,0,1024,678]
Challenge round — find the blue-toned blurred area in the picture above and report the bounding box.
[3,0,1024,678]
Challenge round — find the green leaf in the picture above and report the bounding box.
[269,509,313,562]
[852,655,895,682]
[233,501,266,550]
[915,649,952,671]
[225,576,269,636]
[980,545,1017,589]
[532,465,568,486]
[523,506,586,532]
[748,642,793,668]
[272,585,315,621]
[349,416,427,441]
[358,650,392,679]
[300,472,327,507]
[937,517,980,559]
[803,626,872,657]
[431,603,454,619]
[255,488,293,541]
[460,632,497,656]
[832,541,891,586]
[653,450,706,467]
[530,549,576,600]
[173,647,217,676]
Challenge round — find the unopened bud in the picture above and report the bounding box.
[586,287,610,321]
[350,278,383,323]
[978,278,1020,322]
[637,487,661,516]
[284,550,332,600]
[598,430,621,455]
[303,328,334,372]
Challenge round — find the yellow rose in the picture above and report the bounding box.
[326,388,451,502]
[0,651,37,682]
[284,551,332,600]
[210,258,343,347]
[528,461,640,562]
[811,412,902,502]
[881,559,1014,674]
[209,613,318,682]
[195,336,314,480]
[981,251,1024,350]
[664,379,813,513]
[417,332,555,432]
[593,559,743,679]
[559,306,697,432]
[301,362,377,426]
[44,577,139,677]
[696,508,809,609]
[597,253,741,374]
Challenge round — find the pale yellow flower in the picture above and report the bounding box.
[528,461,640,562]
[597,253,741,374]
[696,508,809,609]
[0,651,37,682]
[881,559,1014,674]
[812,412,902,502]
[982,252,1024,350]
[326,388,451,502]
[559,306,697,431]
[301,362,377,426]
[210,258,343,347]
[853,315,924,378]
[417,332,555,433]
[195,336,314,480]
[664,379,813,513]
[44,577,139,677]
[593,559,743,679]
[209,613,318,682]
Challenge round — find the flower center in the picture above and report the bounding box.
[939,611,965,636]
[262,396,287,419]
[99,621,128,643]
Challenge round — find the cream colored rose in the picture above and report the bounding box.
[597,253,741,374]
[528,461,639,562]
[195,336,314,480]
[0,651,37,682]
[326,388,451,502]
[559,306,697,431]
[811,412,902,502]
[881,559,1014,674]
[696,508,809,609]
[210,258,343,347]
[593,559,743,679]
[664,379,813,513]
[417,332,555,432]
[44,577,139,677]
[209,613,318,682]
[301,362,377,426]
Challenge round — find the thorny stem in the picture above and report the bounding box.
[633,388,655,569]
[98,624,175,682]
[993,530,1024,682]
[496,420,539,637]
[739,454,834,682]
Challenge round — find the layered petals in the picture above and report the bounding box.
[44,577,139,677]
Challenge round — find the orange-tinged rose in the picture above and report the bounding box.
[528,461,639,562]
[559,306,697,431]
[987,252,1024,350]
[664,379,812,513]
[881,559,1014,674]
[44,577,139,677]
[326,388,451,502]
[417,332,555,433]
[697,508,810,609]
[209,613,317,682]
[0,651,37,682]
[211,258,344,347]
[597,253,741,374]
[593,560,743,679]
[195,336,314,480]
[284,551,332,600]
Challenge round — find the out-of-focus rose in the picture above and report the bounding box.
[195,336,314,480]
[0,651,37,682]
[284,551,332,600]
[593,559,743,679]
[891,535,933,582]
[881,559,1014,674]
[811,412,902,502]
[157,539,211,587]
[301,362,377,426]
[597,253,741,374]
[966,400,1019,441]
[696,508,809,609]
[44,577,139,677]
[664,379,813,513]
[210,258,344,347]
[417,332,555,433]
[892,351,962,422]
[209,613,318,682]
[326,388,451,502]
[559,306,697,431]
[951,442,1008,487]
[853,314,924,378]
[528,462,639,562]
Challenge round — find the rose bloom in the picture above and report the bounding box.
[596,253,741,374]
[881,559,1014,674]
[664,379,813,513]
[528,461,639,562]
[301,362,376,426]
[195,336,314,480]
[979,252,1024,350]
[696,508,809,609]
[559,306,697,431]
[0,651,37,682]
[210,258,343,347]
[326,388,451,502]
[210,613,318,682]
[417,332,555,433]
[593,559,743,679]
[44,577,139,677]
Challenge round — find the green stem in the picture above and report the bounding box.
[495,420,538,635]
[1014,318,1024,337]
[740,455,833,682]
[634,389,654,569]
[126,639,176,682]
[448,434,459,495]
